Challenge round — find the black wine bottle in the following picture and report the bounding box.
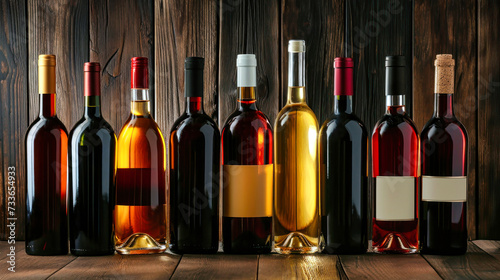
[169,57,220,254]
[320,57,368,254]
[68,62,116,256]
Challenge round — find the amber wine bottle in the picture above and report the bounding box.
[115,57,167,254]
[274,40,321,254]
[25,54,68,255]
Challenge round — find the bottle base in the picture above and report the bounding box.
[115,233,166,255]
[70,248,115,256]
[372,233,418,254]
[274,232,321,254]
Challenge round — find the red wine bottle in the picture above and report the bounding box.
[320,57,368,254]
[420,54,468,255]
[222,54,273,254]
[372,56,419,254]
[169,57,220,254]
[68,62,116,256]
[25,55,68,255]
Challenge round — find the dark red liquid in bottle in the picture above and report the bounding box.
[222,90,273,254]
[420,94,468,255]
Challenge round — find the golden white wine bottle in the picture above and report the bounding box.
[274,40,321,254]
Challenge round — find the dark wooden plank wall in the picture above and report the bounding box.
[1,0,500,240]
[0,0,28,240]
[477,0,500,240]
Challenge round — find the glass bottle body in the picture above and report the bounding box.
[68,96,116,256]
[169,97,220,254]
[320,96,368,254]
[222,89,273,254]
[372,103,419,253]
[274,86,321,254]
[420,94,468,255]
[115,89,167,254]
[25,93,68,255]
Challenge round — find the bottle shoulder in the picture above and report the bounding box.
[275,103,318,129]
[421,117,468,142]
[171,113,221,139]
[373,112,418,135]
[118,115,166,143]
[69,117,116,145]
[222,109,273,136]
[321,113,367,138]
[26,116,68,141]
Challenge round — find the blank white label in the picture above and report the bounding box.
[375,176,415,221]
[422,176,467,202]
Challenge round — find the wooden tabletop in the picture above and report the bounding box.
[1,241,500,279]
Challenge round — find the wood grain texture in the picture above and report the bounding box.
[422,242,500,279]
[49,253,181,279]
[155,0,219,137]
[473,240,500,262]
[346,0,413,130]
[0,243,76,279]
[340,253,441,279]
[0,0,28,240]
[281,0,345,124]
[218,0,280,126]
[477,0,500,240]
[258,254,344,280]
[90,0,154,133]
[0,240,23,262]
[28,0,89,129]
[346,0,413,239]
[414,0,478,240]
[170,254,258,279]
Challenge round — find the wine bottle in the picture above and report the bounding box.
[420,54,468,255]
[68,62,116,256]
[274,40,321,254]
[320,57,368,254]
[25,54,68,255]
[169,57,220,254]
[221,54,273,254]
[372,56,419,254]
[115,57,167,254]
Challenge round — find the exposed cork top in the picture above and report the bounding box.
[434,54,455,94]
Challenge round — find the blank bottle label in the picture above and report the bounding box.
[375,176,415,221]
[421,176,467,202]
[223,164,273,217]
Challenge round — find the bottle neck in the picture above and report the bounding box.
[238,87,257,110]
[131,88,151,117]
[186,97,203,114]
[84,96,102,118]
[335,95,353,114]
[386,95,406,115]
[434,93,454,118]
[287,51,306,104]
[39,93,56,117]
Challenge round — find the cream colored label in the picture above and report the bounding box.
[223,164,273,217]
[375,176,415,221]
[422,176,467,202]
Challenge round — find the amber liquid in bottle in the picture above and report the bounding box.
[115,58,167,254]
[274,40,321,254]
[25,55,68,255]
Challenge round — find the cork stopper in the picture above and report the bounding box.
[434,54,455,94]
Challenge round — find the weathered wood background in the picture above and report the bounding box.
[0,0,499,240]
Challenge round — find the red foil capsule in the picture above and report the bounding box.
[334,57,354,96]
[84,62,101,96]
[131,57,149,89]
